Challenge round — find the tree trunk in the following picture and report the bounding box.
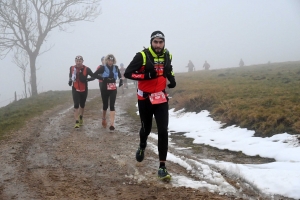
[22,65,28,98]
[29,55,38,96]
[23,73,27,98]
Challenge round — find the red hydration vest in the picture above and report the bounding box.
[71,65,87,92]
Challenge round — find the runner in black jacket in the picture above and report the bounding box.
[124,31,176,181]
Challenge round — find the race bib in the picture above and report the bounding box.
[149,91,167,104]
[107,83,117,90]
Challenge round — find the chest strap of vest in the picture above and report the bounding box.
[141,51,146,65]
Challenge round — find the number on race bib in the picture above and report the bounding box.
[149,91,167,104]
[107,83,117,90]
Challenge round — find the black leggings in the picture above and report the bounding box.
[72,87,88,109]
[101,89,117,111]
[138,98,169,161]
[99,82,104,96]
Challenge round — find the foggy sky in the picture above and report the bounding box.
[1,0,300,107]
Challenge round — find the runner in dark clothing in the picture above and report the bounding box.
[203,60,210,70]
[68,55,96,128]
[119,63,127,94]
[96,56,105,96]
[124,30,176,181]
[187,60,195,72]
[239,59,245,67]
[93,54,123,131]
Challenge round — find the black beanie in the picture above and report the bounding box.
[150,30,165,44]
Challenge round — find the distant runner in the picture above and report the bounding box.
[239,59,244,67]
[68,55,96,128]
[186,60,195,72]
[203,60,210,70]
[119,63,127,94]
[96,56,105,97]
[93,54,123,131]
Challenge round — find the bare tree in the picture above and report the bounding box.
[0,0,101,96]
[12,48,30,98]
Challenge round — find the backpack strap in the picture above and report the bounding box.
[141,51,146,66]
[82,66,87,76]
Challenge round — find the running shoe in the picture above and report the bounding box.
[136,147,145,162]
[79,116,83,126]
[158,166,171,181]
[74,121,80,128]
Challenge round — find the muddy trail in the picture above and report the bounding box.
[0,88,291,200]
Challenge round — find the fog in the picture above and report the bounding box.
[0,0,300,107]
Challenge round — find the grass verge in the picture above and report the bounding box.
[168,61,300,137]
[0,90,73,139]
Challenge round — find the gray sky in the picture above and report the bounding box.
[1,0,300,107]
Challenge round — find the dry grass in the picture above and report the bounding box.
[169,61,300,136]
[0,90,72,139]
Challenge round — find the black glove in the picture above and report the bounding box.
[96,74,103,81]
[119,79,123,87]
[168,81,176,88]
[68,80,72,86]
[144,70,157,79]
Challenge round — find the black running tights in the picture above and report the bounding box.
[101,89,117,111]
[138,98,169,161]
[72,87,88,109]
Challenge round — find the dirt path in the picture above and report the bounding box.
[0,88,290,200]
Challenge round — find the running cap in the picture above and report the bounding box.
[150,31,165,43]
[75,55,83,60]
